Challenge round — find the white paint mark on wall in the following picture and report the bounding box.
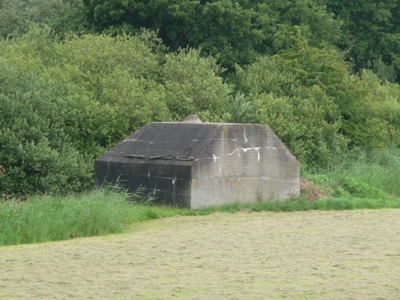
[213,153,220,162]
[227,147,261,162]
[244,131,248,144]
[227,149,241,157]
[212,154,222,173]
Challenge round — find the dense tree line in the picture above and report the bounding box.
[0,0,400,196]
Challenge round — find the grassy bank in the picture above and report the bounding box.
[327,148,400,198]
[0,190,195,246]
[1,148,399,247]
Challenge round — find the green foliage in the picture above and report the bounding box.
[53,31,171,152]
[81,0,341,70]
[252,89,341,166]
[2,174,399,246]
[333,70,400,149]
[0,0,87,38]
[369,57,397,83]
[303,170,393,201]
[231,31,348,166]
[0,190,132,245]
[250,0,342,52]
[327,148,400,198]
[232,29,400,164]
[0,189,198,246]
[0,27,233,195]
[0,0,28,38]
[302,147,400,201]
[222,93,258,123]
[2,1,400,196]
[161,48,232,121]
[82,0,263,70]
[340,177,388,199]
[0,27,92,195]
[183,0,263,70]
[323,0,400,82]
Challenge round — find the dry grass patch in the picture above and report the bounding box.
[300,178,330,201]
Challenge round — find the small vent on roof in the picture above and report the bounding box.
[183,114,202,123]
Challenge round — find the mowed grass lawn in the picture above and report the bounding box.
[1,209,400,299]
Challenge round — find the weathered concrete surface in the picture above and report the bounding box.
[189,124,299,208]
[94,117,300,209]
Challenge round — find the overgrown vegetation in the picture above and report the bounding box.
[0,0,399,246]
[0,189,195,246]
[1,188,399,247]
[1,148,399,247]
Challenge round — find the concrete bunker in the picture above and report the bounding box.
[94,115,300,209]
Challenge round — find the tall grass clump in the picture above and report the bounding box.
[0,188,197,246]
[0,190,130,246]
[326,148,400,198]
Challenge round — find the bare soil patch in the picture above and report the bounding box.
[1,209,400,299]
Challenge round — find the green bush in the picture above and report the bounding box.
[327,148,400,198]
[0,0,86,38]
[0,28,92,195]
[339,177,388,199]
[0,27,234,196]
[231,29,400,165]
[231,32,347,166]
[161,48,232,121]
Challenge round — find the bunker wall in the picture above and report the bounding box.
[95,159,192,207]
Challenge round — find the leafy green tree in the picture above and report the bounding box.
[253,87,343,167]
[232,28,400,164]
[161,48,232,120]
[338,70,400,149]
[0,26,234,195]
[233,64,346,166]
[0,0,29,38]
[0,28,92,194]
[247,0,342,53]
[0,0,87,38]
[231,32,347,166]
[82,0,262,69]
[82,0,341,70]
[323,0,400,82]
[232,28,349,99]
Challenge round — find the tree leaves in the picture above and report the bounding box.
[0,28,233,195]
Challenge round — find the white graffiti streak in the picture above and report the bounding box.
[227,147,261,162]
